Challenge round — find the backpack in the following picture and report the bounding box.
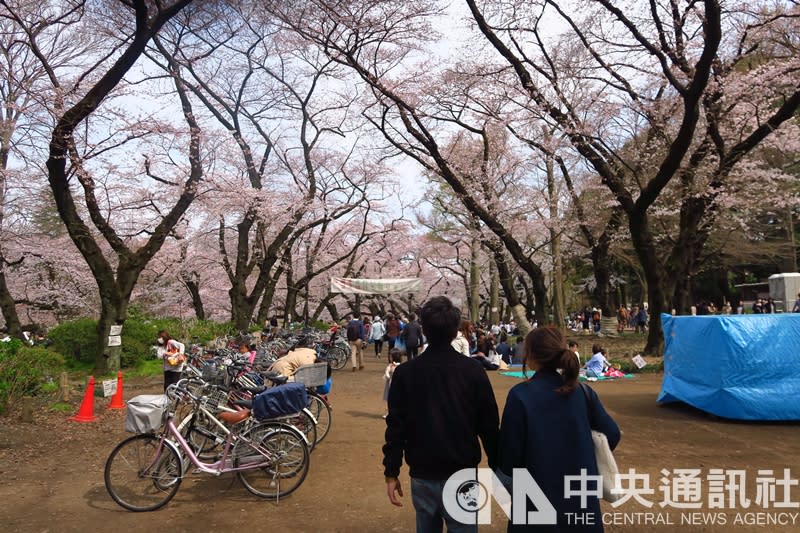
[346,321,361,341]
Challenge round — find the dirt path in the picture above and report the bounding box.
[1,355,798,532]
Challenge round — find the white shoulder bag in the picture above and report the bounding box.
[580,384,622,502]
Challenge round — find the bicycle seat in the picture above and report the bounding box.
[241,385,266,394]
[262,371,288,385]
[232,398,253,409]
[218,408,250,424]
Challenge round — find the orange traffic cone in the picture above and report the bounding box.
[108,371,125,410]
[69,376,98,422]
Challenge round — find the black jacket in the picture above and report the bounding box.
[382,344,499,480]
[401,320,424,348]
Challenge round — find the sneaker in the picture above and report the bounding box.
[359,365,365,370]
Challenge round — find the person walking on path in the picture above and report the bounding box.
[383,296,499,532]
[346,314,366,371]
[497,326,620,532]
[385,313,402,352]
[371,316,387,358]
[400,313,424,361]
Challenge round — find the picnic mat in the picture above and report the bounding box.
[499,370,635,381]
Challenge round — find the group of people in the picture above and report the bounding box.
[571,304,649,334]
[382,296,620,532]
[343,313,425,371]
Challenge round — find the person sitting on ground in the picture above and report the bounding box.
[470,333,500,371]
[584,344,610,378]
[495,333,512,365]
[269,339,317,380]
[510,335,525,364]
[451,320,472,356]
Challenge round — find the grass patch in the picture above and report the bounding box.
[49,402,73,413]
[126,358,163,378]
[40,382,59,394]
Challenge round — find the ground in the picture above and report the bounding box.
[1,344,799,533]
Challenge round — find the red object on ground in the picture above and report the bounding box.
[108,371,125,410]
[69,376,98,422]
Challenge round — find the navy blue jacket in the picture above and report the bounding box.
[498,370,620,532]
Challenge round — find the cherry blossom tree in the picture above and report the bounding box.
[148,3,390,331]
[4,0,195,371]
[463,0,800,352]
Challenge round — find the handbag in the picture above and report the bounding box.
[580,384,621,502]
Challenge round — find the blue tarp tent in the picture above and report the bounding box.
[657,313,800,420]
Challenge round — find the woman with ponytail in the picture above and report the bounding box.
[497,326,620,532]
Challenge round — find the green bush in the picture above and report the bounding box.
[47,318,97,366]
[48,314,238,368]
[609,357,663,374]
[0,340,65,414]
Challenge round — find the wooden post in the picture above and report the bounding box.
[21,396,34,422]
[59,371,70,402]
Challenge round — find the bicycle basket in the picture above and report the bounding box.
[293,362,328,387]
[202,363,229,387]
[200,387,230,412]
[252,383,308,420]
[125,394,170,433]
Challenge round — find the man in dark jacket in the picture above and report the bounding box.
[383,296,499,531]
[400,312,424,360]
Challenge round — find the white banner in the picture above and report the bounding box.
[330,277,422,295]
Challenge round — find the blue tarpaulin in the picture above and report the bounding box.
[657,313,800,420]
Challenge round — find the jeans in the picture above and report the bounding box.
[586,368,604,378]
[411,477,478,533]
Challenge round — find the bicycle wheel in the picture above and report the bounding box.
[186,410,226,460]
[235,425,310,499]
[104,434,183,512]
[306,393,332,444]
[327,346,348,370]
[287,409,317,451]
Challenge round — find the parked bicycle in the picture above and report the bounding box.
[104,379,310,512]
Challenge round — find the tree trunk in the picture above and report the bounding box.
[229,287,252,332]
[545,154,565,329]
[469,234,480,323]
[0,268,22,339]
[489,259,500,325]
[284,286,299,326]
[486,240,532,334]
[591,245,614,319]
[95,296,128,373]
[182,276,205,320]
[628,211,667,355]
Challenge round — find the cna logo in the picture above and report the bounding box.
[443,468,558,525]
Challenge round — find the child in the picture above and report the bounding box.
[238,342,256,365]
[382,348,402,418]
